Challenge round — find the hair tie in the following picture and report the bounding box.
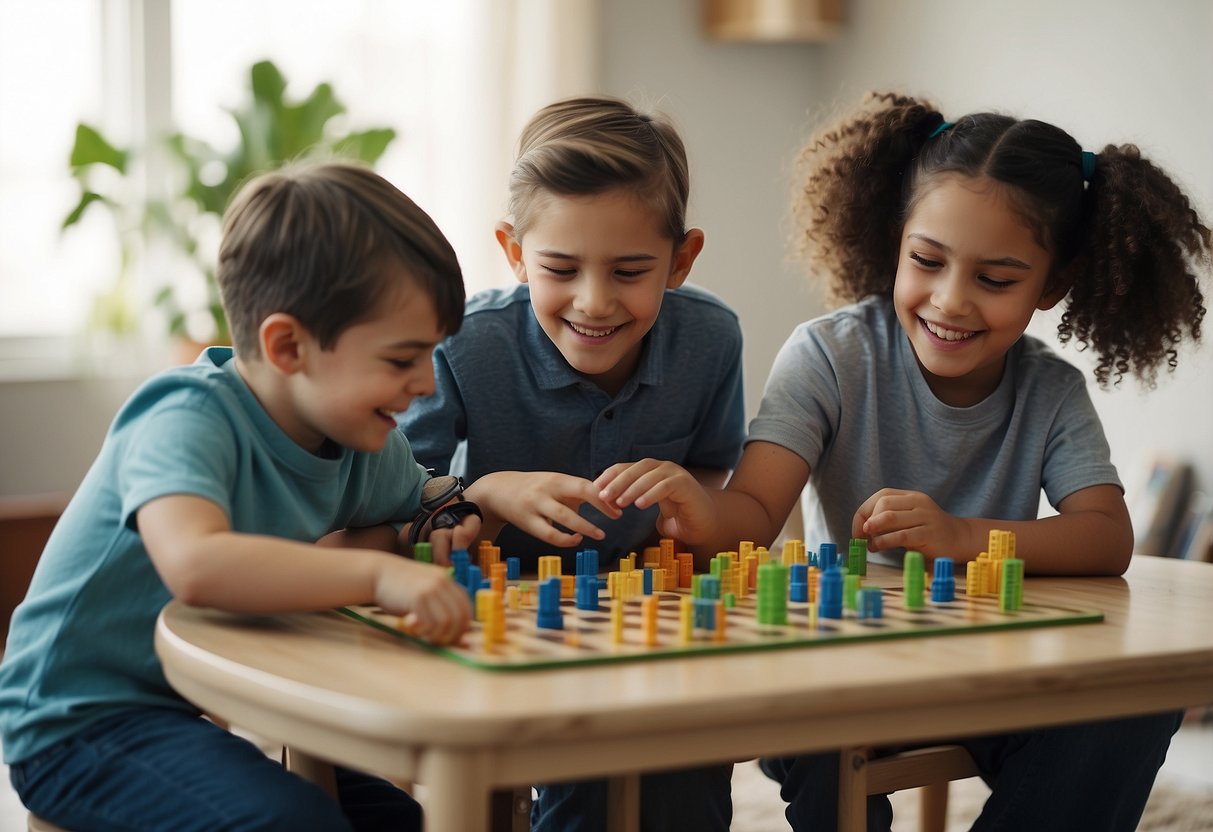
[1081,151,1097,183]
[929,121,954,139]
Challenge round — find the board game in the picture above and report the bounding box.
[340,574,1103,672]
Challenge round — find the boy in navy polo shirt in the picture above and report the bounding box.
[402,96,743,831]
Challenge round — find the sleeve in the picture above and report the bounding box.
[745,322,843,470]
[117,402,238,529]
[396,341,467,475]
[685,323,746,470]
[1041,380,1123,507]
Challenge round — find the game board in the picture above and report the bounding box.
[340,578,1103,672]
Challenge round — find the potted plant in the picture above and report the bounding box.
[63,59,397,348]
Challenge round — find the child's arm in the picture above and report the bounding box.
[464,471,622,549]
[597,441,811,567]
[138,494,471,644]
[853,483,1132,576]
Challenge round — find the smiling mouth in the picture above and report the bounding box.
[376,408,402,421]
[922,318,977,342]
[567,321,621,338]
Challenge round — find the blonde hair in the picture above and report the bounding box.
[506,96,691,242]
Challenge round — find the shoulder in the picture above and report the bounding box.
[659,283,741,343]
[1013,334,1089,390]
[788,295,894,355]
[443,285,533,353]
[113,347,242,428]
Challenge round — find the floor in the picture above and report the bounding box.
[4,713,1211,829]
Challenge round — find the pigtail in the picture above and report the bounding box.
[791,92,946,305]
[1060,144,1210,386]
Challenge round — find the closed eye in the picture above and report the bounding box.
[979,275,1015,289]
[387,359,416,370]
[909,252,942,269]
[615,268,650,279]
[542,265,577,277]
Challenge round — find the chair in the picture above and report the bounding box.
[838,744,980,832]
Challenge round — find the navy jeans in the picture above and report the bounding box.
[532,763,733,832]
[760,711,1183,832]
[10,707,421,831]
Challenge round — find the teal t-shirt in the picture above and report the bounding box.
[0,347,428,763]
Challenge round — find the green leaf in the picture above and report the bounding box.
[249,60,287,108]
[331,128,397,164]
[70,124,128,172]
[61,191,107,229]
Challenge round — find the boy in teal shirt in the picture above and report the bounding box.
[1,162,481,831]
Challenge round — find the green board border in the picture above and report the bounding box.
[340,590,1103,673]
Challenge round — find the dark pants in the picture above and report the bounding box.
[760,711,1184,831]
[10,707,421,832]
[532,763,733,832]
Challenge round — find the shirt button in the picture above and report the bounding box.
[604,409,614,420]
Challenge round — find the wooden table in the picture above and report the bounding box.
[154,556,1213,831]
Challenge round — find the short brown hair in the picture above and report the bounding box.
[506,96,691,242]
[218,161,464,357]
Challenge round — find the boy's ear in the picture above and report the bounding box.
[665,228,705,290]
[259,313,309,374]
[494,222,527,284]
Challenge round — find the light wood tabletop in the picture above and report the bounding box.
[155,555,1213,832]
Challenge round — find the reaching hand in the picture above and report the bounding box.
[373,557,471,646]
[852,488,972,557]
[595,459,718,544]
[426,506,483,565]
[469,471,622,549]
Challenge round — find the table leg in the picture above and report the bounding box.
[420,749,491,832]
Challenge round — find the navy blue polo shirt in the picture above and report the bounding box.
[398,282,745,569]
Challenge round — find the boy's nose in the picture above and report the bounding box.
[410,360,436,397]
[574,276,615,318]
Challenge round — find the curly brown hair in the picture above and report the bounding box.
[792,91,1211,386]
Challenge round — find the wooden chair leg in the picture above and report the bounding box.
[838,746,870,832]
[606,773,641,832]
[490,786,532,832]
[919,781,950,832]
[282,746,338,799]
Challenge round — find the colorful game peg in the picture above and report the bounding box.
[536,576,564,630]
[903,551,925,609]
[818,565,843,619]
[413,541,433,564]
[848,538,868,576]
[999,558,1024,611]
[931,557,956,602]
[857,586,884,619]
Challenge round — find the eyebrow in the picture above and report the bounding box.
[385,339,437,350]
[536,249,658,263]
[907,233,1033,269]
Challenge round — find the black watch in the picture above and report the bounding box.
[408,474,483,547]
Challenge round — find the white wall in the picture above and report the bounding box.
[3,0,1211,506]
[601,0,1213,501]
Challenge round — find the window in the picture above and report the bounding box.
[1,0,596,371]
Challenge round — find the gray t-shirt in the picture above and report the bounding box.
[747,296,1120,564]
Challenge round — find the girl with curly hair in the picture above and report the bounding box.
[596,91,1211,830]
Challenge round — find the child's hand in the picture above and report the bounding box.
[426,509,482,566]
[595,459,718,543]
[852,488,972,558]
[373,557,471,646]
[469,471,622,548]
